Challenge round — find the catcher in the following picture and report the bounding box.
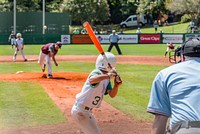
[71,52,122,134]
[38,41,62,78]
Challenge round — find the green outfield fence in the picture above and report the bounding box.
[0,12,69,44]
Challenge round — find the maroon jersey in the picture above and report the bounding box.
[41,43,58,55]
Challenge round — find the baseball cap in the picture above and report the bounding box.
[112,30,116,33]
[56,41,62,49]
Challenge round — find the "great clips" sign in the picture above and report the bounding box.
[140,34,160,44]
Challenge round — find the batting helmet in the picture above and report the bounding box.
[16,33,21,37]
[182,38,200,57]
[56,41,62,49]
[95,52,116,71]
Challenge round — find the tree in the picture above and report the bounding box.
[107,0,137,24]
[136,0,169,21]
[2,0,63,12]
[168,0,200,26]
[61,0,110,24]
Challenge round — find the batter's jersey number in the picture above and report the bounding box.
[92,96,101,105]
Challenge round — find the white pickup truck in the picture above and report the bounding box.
[120,14,147,28]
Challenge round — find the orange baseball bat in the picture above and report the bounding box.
[83,22,104,54]
[83,22,122,86]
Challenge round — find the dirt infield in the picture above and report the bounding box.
[0,55,171,134]
[0,55,171,65]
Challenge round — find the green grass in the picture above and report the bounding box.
[0,81,66,127]
[0,61,167,122]
[105,64,167,121]
[124,22,189,33]
[0,44,167,56]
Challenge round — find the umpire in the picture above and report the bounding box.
[107,30,122,55]
[147,38,200,134]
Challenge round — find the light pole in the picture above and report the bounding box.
[13,0,16,34]
[42,0,46,34]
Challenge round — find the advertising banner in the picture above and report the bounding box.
[96,34,138,44]
[140,34,160,44]
[185,34,200,41]
[72,34,93,44]
[61,35,70,44]
[163,34,183,44]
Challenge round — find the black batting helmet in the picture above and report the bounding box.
[182,38,200,57]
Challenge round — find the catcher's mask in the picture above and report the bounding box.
[95,52,116,72]
[181,38,200,61]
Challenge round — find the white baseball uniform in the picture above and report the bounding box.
[71,69,112,134]
[13,38,27,61]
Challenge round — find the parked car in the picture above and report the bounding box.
[120,14,147,28]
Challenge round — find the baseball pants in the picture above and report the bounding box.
[38,50,52,75]
[13,46,27,61]
[71,103,101,134]
[107,42,122,55]
[10,38,16,45]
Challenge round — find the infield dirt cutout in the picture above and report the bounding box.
[0,55,170,134]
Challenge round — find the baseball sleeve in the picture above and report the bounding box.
[147,72,171,117]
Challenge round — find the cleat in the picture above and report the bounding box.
[24,59,27,62]
[47,74,53,79]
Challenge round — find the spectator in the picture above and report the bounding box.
[118,29,124,35]
[147,38,200,134]
[107,30,122,55]
[153,20,159,33]
[73,28,80,34]
[160,29,163,34]
[38,41,62,78]
[8,31,16,48]
[94,29,99,34]
[81,28,87,34]
[13,33,27,62]
[190,20,195,33]
[136,28,142,34]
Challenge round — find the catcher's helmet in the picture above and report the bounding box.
[182,38,200,57]
[56,41,62,49]
[95,52,116,71]
[16,33,21,37]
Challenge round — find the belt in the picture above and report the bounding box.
[180,121,200,128]
[74,102,92,111]
[171,121,200,134]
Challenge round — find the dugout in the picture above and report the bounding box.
[0,12,70,44]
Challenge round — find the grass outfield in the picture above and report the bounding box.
[0,81,66,127]
[0,62,167,122]
[0,44,168,56]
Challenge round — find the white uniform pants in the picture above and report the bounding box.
[11,38,16,45]
[38,50,52,75]
[13,46,26,61]
[71,103,101,134]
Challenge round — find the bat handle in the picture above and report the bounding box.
[115,75,122,86]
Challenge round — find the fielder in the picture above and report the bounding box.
[8,31,16,48]
[164,42,176,57]
[71,52,121,134]
[38,41,62,78]
[13,33,27,62]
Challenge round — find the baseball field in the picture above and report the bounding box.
[0,44,171,134]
